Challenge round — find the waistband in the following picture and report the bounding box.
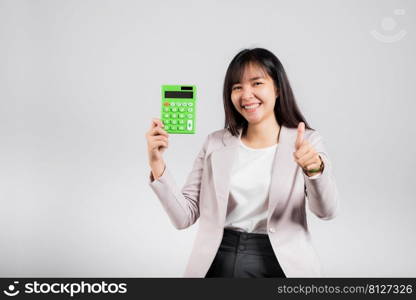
[223,228,269,239]
[219,229,275,256]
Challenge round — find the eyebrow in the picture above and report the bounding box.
[233,76,265,85]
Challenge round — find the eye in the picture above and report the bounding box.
[254,82,263,86]
[232,86,241,91]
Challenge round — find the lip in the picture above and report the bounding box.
[241,102,261,108]
[242,102,261,113]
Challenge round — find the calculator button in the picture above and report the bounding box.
[171,125,177,130]
[164,102,170,106]
[171,102,175,106]
[164,119,170,124]
[187,108,193,112]
[188,103,193,107]
[176,103,181,106]
[179,107,185,112]
[179,113,185,118]
[172,107,178,112]
[187,114,193,118]
[172,113,177,118]
[179,126,185,131]
[164,113,170,118]
[164,125,170,130]
[179,120,185,124]
[187,120,193,131]
[171,120,177,125]
[164,107,169,112]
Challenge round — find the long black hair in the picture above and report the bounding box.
[223,48,313,136]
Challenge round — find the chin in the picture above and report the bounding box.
[245,116,263,125]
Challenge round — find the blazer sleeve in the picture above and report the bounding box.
[148,134,210,229]
[303,130,340,220]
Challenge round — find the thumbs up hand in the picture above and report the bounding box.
[293,122,323,176]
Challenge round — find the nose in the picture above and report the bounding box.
[241,86,255,101]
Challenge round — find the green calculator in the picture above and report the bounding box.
[161,85,196,134]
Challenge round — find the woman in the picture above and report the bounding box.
[146,48,339,278]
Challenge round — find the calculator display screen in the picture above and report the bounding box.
[165,91,193,99]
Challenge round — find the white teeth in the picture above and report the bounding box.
[244,103,260,109]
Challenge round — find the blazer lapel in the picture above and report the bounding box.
[267,125,298,221]
[210,130,241,223]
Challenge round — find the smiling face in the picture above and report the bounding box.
[230,62,279,126]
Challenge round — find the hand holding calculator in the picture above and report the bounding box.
[161,85,196,134]
[146,118,168,180]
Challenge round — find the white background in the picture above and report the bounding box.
[0,0,415,277]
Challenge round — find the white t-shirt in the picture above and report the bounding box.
[224,138,278,234]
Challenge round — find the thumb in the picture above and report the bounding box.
[295,122,305,149]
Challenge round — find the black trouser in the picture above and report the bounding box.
[205,229,286,278]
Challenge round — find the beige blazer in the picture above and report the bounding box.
[149,125,339,277]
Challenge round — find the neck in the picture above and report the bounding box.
[242,117,280,148]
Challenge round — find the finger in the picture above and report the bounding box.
[293,141,311,159]
[155,119,165,128]
[305,162,321,171]
[146,127,168,139]
[152,126,168,137]
[151,136,168,143]
[150,119,158,129]
[297,148,317,164]
[150,126,169,138]
[301,154,320,167]
[151,140,168,151]
[295,122,305,149]
[151,118,165,129]
[295,151,314,167]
